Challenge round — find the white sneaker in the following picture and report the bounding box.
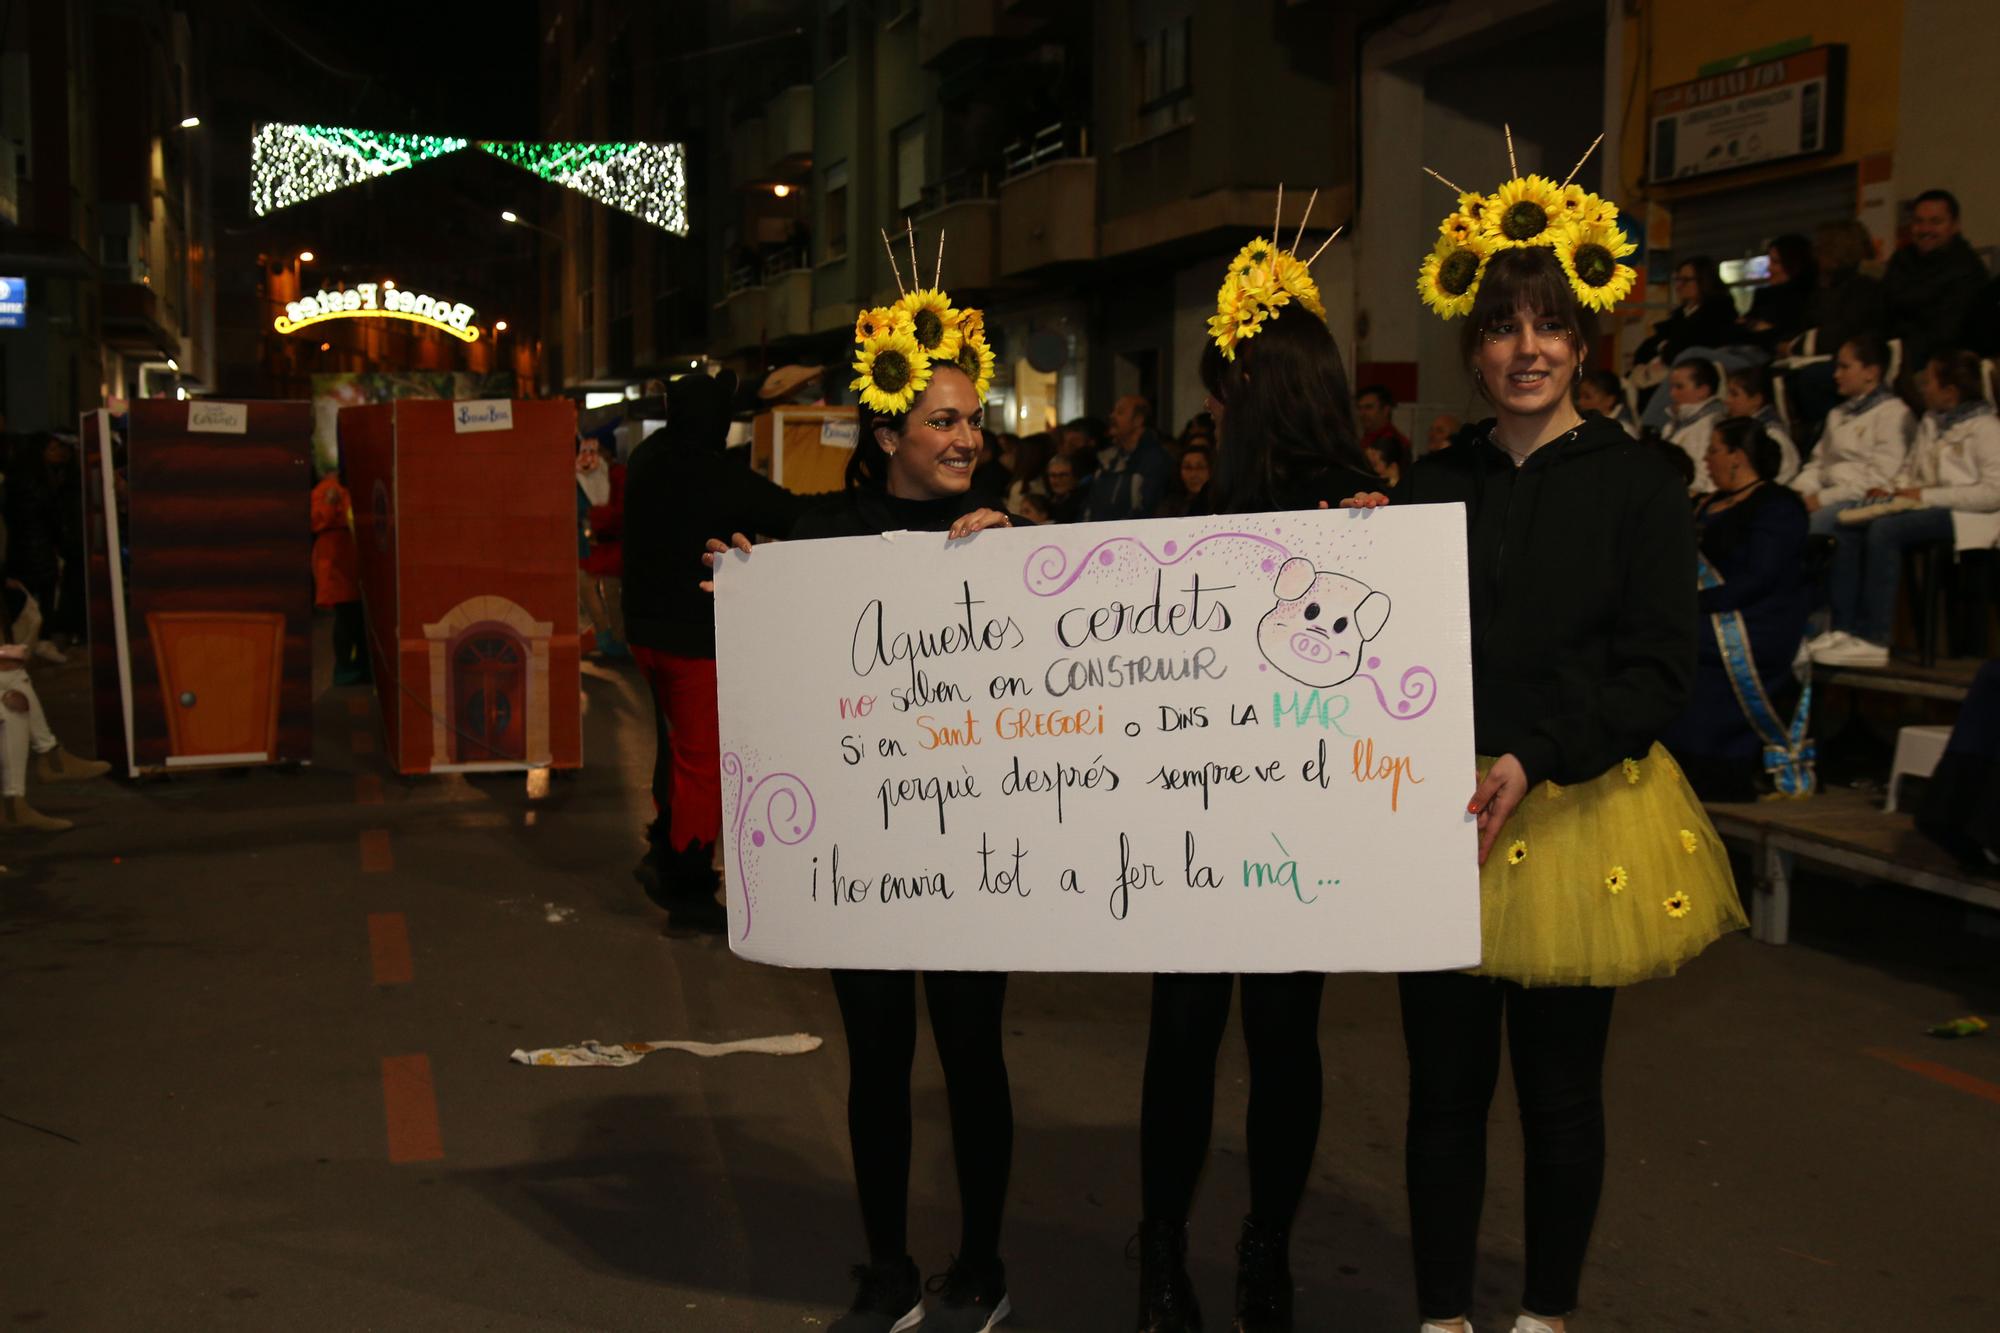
[31,640,67,664]
[1514,1318,1559,1333]
[1804,629,1849,653]
[1813,636,1890,667]
[1422,1324,1475,1333]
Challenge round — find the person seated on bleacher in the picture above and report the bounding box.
[1723,364,1800,483]
[1739,233,1817,356]
[1809,350,2000,668]
[1576,369,1639,436]
[1635,254,1771,433]
[1794,333,1914,534]
[1662,360,1728,493]
[1661,418,1814,800]
[1786,220,1890,447]
[1883,190,1988,379]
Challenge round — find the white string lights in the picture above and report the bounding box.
[249,124,690,235]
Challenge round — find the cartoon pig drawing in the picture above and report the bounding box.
[1255,557,1391,687]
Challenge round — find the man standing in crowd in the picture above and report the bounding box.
[1085,394,1169,522]
[1356,384,1409,458]
[1884,189,1986,376]
[620,370,811,933]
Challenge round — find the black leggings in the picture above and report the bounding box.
[1399,970,1616,1321]
[1140,971,1325,1229]
[831,969,1012,1267]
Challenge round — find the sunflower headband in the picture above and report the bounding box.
[1416,128,1636,320]
[849,223,995,416]
[1208,185,1344,360]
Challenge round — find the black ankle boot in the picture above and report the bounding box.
[1232,1215,1291,1332]
[1136,1218,1202,1332]
[664,841,728,933]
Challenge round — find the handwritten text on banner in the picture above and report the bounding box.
[713,506,1480,973]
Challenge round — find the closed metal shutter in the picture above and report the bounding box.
[1666,166,1857,265]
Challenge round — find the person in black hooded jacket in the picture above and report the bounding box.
[705,352,1017,1333]
[1348,243,1744,1333]
[621,369,817,930]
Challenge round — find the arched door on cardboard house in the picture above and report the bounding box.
[451,629,526,762]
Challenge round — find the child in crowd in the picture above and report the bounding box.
[1792,334,1915,534]
[1662,360,1727,493]
[1575,369,1638,437]
[1809,349,2000,667]
[1722,364,1800,483]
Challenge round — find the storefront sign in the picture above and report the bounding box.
[1649,44,1845,183]
[274,281,480,343]
[713,507,1481,973]
[0,276,24,329]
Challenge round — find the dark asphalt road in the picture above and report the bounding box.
[3,633,1997,1331]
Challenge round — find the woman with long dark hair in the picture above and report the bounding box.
[1135,222,1379,1333]
[708,273,1015,1333]
[1375,168,1744,1332]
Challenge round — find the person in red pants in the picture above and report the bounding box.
[619,369,817,931]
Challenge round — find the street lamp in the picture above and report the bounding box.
[297,249,315,263]
[501,209,562,239]
[494,320,509,333]
[179,115,201,129]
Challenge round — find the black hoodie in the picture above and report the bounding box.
[1395,415,1696,789]
[621,372,813,657]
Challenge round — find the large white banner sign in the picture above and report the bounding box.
[713,506,1480,972]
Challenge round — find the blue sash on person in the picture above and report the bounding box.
[1698,553,1816,797]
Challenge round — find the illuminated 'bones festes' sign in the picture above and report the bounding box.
[275,282,479,342]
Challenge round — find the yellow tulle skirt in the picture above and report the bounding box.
[1475,744,1745,987]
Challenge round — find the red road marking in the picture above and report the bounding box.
[367,912,413,985]
[359,829,393,873]
[355,774,383,805]
[380,1054,444,1163]
[351,730,376,756]
[1865,1047,2000,1108]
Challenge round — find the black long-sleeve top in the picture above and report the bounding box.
[1394,416,1697,788]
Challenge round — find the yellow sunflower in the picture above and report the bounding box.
[1605,866,1629,894]
[1556,219,1639,312]
[1623,757,1642,785]
[1663,891,1693,919]
[1231,236,1278,278]
[853,305,908,344]
[1417,234,1487,320]
[1506,839,1528,866]
[958,306,986,343]
[850,328,932,415]
[1481,174,1567,248]
[895,287,963,361]
[1208,276,1270,361]
[952,328,995,401]
[1270,252,1325,319]
[1438,211,1481,246]
[1456,190,1488,218]
[1679,828,1700,854]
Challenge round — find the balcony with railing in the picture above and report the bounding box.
[997,123,1096,276]
[914,171,999,291]
[918,0,1000,66]
[764,85,813,176]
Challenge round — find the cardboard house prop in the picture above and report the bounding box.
[82,401,315,775]
[339,399,581,775]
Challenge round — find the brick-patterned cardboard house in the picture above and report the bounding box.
[82,401,314,775]
[339,399,581,774]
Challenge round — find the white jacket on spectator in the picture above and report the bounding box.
[1899,402,2000,550]
[1793,389,1914,504]
[1753,406,1801,484]
[1664,398,1726,492]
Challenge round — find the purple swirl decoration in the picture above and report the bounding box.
[723,752,818,941]
[1350,663,1439,721]
[1023,530,1293,596]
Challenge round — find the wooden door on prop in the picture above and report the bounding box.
[451,631,526,762]
[147,612,286,762]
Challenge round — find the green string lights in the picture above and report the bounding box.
[479,142,689,234]
[249,125,690,235]
[251,125,469,215]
